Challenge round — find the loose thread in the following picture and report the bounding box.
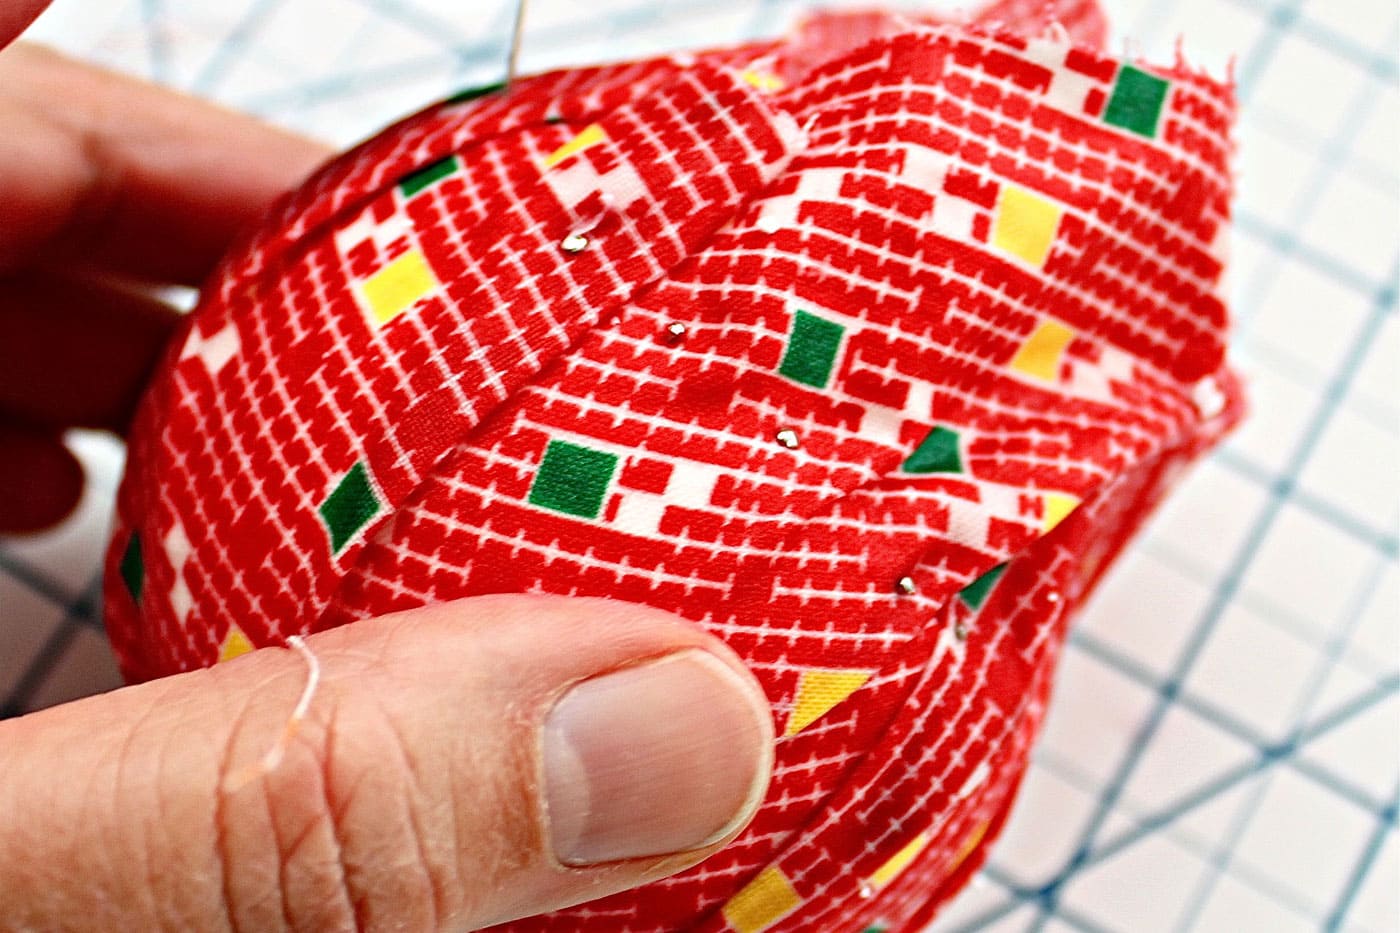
[222,635,322,793]
[566,191,618,242]
[1044,20,1071,45]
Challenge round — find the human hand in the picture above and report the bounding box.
[1,595,774,929]
[0,4,330,533]
[0,13,775,929]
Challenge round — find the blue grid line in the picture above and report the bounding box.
[1171,528,1397,927]
[1036,256,1396,927]
[350,0,489,58]
[1228,339,1398,438]
[0,549,82,609]
[1140,533,1397,701]
[189,0,285,95]
[1228,0,1303,98]
[1325,781,1400,931]
[1032,901,1115,933]
[2,4,1394,931]
[228,1,1326,119]
[1233,208,1398,311]
[1026,12,1398,897]
[1097,0,1394,857]
[238,24,514,110]
[1242,104,1398,195]
[286,0,519,125]
[1223,0,1400,83]
[1212,446,1400,557]
[949,668,1400,933]
[72,584,110,632]
[238,0,766,111]
[0,622,80,718]
[1066,626,1400,820]
[1235,118,1397,334]
[1022,258,1399,928]
[1116,501,1395,710]
[0,571,103,718]
[1064,648,1399,839]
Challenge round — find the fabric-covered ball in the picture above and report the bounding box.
[104,2,1242,929]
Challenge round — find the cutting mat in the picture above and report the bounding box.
[2,1,1396,930]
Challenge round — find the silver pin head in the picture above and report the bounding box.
[664,322,687,344]
[1047,591,1062,604]
[561,232,589,253]
[954,622,969,640]
[896,575,917,596]
[775,428,800,450]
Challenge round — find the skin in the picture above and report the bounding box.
[0,595,769,930]
[0,28,331,530]
[0,9,773,930]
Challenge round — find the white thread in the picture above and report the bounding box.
[222,635,322,793]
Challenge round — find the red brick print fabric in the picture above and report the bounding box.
[104,3,1242,930]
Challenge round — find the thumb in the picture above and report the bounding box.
[0,595,774,930]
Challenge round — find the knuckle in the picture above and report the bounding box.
[212,688,363,932]
[213,683,454,932]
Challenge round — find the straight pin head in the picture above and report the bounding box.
[775,428,800,450]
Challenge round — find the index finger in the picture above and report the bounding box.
[0,43,332,284]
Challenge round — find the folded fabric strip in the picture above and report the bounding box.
[104,2,1242,930]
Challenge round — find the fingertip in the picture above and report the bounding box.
[0,424,83,534]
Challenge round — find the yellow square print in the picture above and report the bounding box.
[543,123,606,170]
[721,866,801,933]
[359,248,439,327]
[1009,318,1076,382]
[993,184,1064,269]
[218,624,254,662]
[785,668,873,737]
[868,832,931,891]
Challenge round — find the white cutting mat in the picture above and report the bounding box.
[2,1,1396,930]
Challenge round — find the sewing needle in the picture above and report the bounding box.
[506,0,529,86]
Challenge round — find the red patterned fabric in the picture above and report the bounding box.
[104,3,1241,930]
